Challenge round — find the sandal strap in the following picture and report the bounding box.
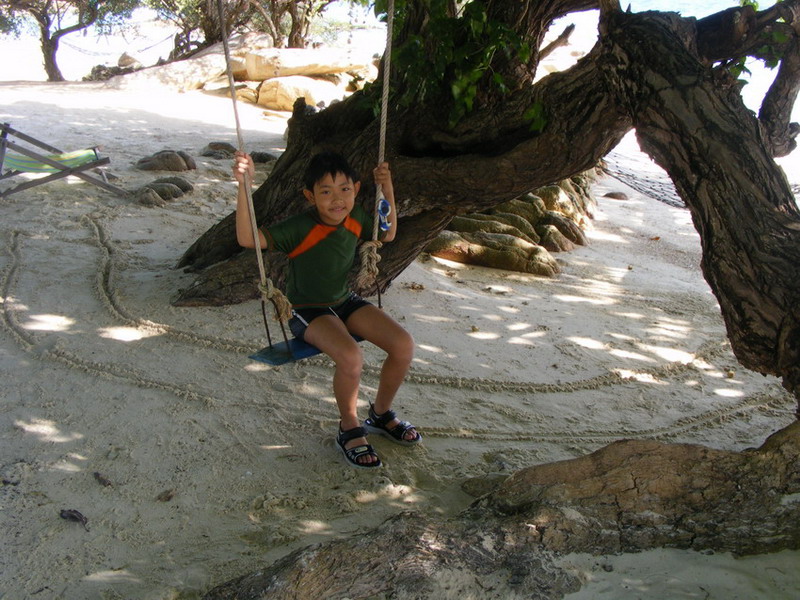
[337,425,368,445]
[369,405,397,426]
[344,444,377,462]
[388,420,417,439]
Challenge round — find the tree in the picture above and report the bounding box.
[145,0,363,59]
[146,0,256,58]
[175,0,800,411]
[0,0,140,81]
[258,0,337,48]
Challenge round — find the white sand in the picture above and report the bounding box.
[2,17,800,597]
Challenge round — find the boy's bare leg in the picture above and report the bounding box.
[347,305,418,441]
[303,315,378,465]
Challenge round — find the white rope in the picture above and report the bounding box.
[217,0,292,324]
[357,0,395,295]
[372,0,394,240]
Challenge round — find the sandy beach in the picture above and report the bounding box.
[2,42,800,600]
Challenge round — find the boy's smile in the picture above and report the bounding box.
[304,172,361,226]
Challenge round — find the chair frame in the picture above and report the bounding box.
[0,123,129,198]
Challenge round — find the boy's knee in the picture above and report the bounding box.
[336,344,364,376]
[392,330,414,364]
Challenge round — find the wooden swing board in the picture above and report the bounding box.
[250,335,363,366]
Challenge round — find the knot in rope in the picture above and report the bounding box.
[355,240,383,290]
[258,279,293,323]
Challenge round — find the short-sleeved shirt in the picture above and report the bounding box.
[262,205,372,308]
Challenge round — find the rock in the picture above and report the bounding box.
[141,182,185,201]
[604,191,630,200]
[537,184,583,222]
[256,75,348,112]
[117,52,142,69]
[244,47,374,80]
[200,142,237,159]
[536,224,575,252]
[135,187,166,207]
[135,150,196,172]
[83,64,139,81]
[426,230,561,277]
[152,176,194,193]
[105,33,272,91]
[106,53,230,91]
[251,151,278,164]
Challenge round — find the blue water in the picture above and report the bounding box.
[628,0,776,18]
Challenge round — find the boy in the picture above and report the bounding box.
[233,151,420,469]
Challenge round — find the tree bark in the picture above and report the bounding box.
[202,422,800,599]
[41,30,64,82]
[596,8,800,401]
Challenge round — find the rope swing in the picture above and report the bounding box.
[216,0,395,358]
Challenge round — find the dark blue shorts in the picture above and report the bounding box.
[289,293,371,341]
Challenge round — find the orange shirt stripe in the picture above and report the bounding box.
[287,216,363,259]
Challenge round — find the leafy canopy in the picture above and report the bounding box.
[371,0,530,126]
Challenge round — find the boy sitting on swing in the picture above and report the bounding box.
[233,150,421,469]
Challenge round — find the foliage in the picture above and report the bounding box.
[1,0,141,80]
[373,0,530,127]
[144,0,359,53]
[0,0,140,36]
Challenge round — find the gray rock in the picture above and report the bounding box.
[135,150,196,172]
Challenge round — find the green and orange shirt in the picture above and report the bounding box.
[262,205,372,308]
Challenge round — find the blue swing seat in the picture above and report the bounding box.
[250,335,363,366]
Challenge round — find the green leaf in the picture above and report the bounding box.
[523,102,547,133]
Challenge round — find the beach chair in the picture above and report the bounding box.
[0,123,129,198]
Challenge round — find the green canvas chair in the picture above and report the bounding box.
[0,123,129,198]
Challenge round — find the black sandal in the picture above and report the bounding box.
[336,425,382,469]
[363,404,422,446]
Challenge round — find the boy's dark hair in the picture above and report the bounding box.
[303,152,360,191]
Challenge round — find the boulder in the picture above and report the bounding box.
[537,184,583,222]
[244,47,373,80]
[106,33,272,91]
[106,53,231,91]
[117,52,142,69]
[426,230,561,277]
[135,150,196,171]
[256,75,347,111]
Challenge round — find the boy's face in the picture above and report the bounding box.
[304,172,360,226]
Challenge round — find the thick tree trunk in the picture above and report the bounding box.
[202,422,800,599]
[41,35,64,82]
[597,9,800,401]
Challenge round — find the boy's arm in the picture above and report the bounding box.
[374,162,398,242]
[233,151,267,249]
